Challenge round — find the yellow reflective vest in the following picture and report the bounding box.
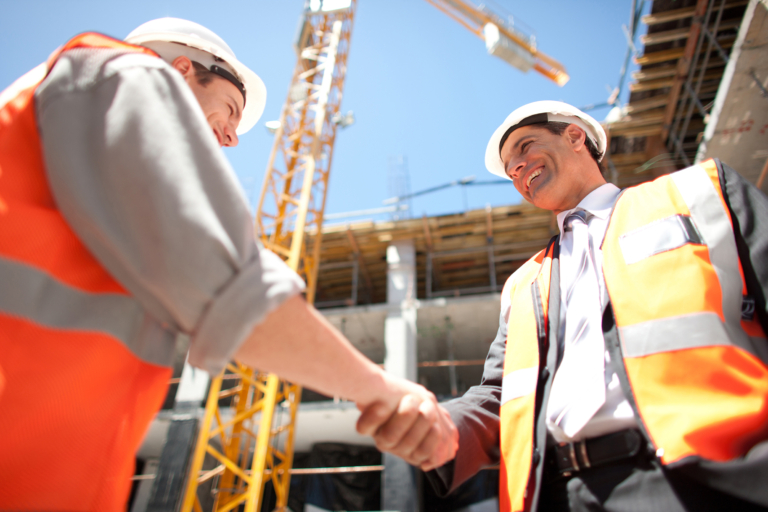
[498,159,768,511]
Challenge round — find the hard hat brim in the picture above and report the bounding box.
[484,101,607,181]
[126,31,266,135]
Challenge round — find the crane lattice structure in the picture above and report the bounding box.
[181,1,357,510]
[425,0,570,85]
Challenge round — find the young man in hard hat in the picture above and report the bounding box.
[358,101,768,511]
[0,18,452,511]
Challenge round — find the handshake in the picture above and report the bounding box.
[354,374,459,471]
[236,296,459,471]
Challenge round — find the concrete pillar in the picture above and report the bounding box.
[147,343,210,512]
[382,240,419,512]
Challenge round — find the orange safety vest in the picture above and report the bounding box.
[498,159,768,512]
[0,34,174,511]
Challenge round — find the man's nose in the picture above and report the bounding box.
[223,123,239,147]
[506,159,523,181]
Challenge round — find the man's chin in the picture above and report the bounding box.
[526,186,543,206]
[526,178,554,207]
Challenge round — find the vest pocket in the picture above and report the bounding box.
[618,214,704,264]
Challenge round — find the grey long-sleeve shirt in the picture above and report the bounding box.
[34,47,304,374]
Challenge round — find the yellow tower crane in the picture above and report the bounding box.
[425,0,569,85]
[181,1,567,510]
[181,1,357,510]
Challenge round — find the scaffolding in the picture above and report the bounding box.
[667,0,733,166]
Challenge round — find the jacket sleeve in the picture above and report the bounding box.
[35,48,304,375]
[425,288,509,495]
[718,160,768,333]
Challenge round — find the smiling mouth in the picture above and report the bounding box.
[526,168,543,190]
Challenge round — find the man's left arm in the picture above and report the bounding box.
[719,160,768,332]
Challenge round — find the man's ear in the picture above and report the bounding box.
[171,56,194,79]
[565,124,587,153]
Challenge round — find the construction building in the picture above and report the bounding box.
[129,0,768,511]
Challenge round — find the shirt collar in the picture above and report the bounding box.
[556,183,621,234]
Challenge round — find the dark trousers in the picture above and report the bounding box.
[537,456,768,511]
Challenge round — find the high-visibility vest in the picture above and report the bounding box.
[0,34,176,511]
[498,159,768,512]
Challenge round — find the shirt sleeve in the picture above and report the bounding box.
[425,282,509,495]
[35,48,304,375]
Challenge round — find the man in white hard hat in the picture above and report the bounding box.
[0,18,451,511]
[358,101,768,511]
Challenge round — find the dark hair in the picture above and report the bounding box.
[539,121,605,174]
[191,61,216,86]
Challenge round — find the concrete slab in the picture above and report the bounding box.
[322,292,501,396]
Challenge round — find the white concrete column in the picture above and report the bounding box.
[174,361,211,407]
[147,343,210,512]
[384,240,418,381]
[382,240,419,512]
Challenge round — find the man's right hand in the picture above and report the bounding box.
[234,295,458,470]
[356,378,458,471]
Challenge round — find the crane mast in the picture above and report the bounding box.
[181,1,357,510]
[424,0,570,85]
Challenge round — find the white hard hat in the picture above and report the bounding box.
[485,100,607,180]
[125,17,266,135]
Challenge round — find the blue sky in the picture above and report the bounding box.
[1,1,647,221]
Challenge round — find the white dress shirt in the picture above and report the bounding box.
[548,184,639,442]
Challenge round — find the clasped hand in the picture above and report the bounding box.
[355,377,458,471]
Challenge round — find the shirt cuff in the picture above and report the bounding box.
[187,245,305,374]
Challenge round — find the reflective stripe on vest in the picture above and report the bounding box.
[501,367,538,405]
[0,33,173,512]
[0,256,176,367]
[603,159,768,465]
[499,245,553,512]
[618,214,703,265]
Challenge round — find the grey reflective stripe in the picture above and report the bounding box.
[501,366,538,406]
[0,256,176,367]
[619,311,768,360]
[619,214,704,264]
[671,166,757,361]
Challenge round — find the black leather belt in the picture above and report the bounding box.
[548,429,645,476]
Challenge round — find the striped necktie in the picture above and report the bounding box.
[547,209,606,440]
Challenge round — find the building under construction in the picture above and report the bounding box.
[129,0,768,511]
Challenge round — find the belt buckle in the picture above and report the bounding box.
[555,429,642,479]
[560,440,591,477]
[578,439,591,469]
[568,443,580,473]
[556,442,578,477]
